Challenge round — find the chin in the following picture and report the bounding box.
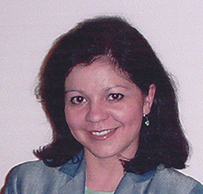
[85,146,123,160]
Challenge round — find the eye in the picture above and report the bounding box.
[70,96,87,104]
[108,93,124,101]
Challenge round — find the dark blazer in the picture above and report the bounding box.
[2,152,203,193]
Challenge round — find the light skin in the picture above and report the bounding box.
[64,58,156,191]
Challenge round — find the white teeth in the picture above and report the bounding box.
[91,129,114,136]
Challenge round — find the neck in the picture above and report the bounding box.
[85,150,125,192]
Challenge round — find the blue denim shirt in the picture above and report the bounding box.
[2,152,203,194]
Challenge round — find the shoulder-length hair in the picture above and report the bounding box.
[34,16,189,174]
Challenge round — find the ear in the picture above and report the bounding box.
[143,84,156,115]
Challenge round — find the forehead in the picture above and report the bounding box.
[65,58,131,87]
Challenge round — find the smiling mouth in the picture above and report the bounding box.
[91,128,115,136]
[89,127,119,140]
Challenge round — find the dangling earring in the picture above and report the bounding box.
[143,114,150,127]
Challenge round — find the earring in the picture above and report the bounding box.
[143,114,150,127]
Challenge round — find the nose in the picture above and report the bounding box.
[85,101,109,123]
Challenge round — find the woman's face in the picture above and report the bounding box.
[64,58,155,160]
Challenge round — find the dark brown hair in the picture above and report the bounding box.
[35,16,189,174]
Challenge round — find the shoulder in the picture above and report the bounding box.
[2,153,85,194]
[150,165,203,193]
[8,160,63,180]
[2,160,70,193]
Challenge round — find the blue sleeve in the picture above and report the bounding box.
[190,183,203,194]
[1,166,20,194]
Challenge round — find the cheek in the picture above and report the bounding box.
[64,109,83,141]
[115,106,144,140]
[124,110,143,130]
[115,102,144,123]
[65,107,80,130]
[64,105,87,138]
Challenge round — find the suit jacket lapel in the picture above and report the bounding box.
[58,151,86,194]
[57,151,156,194]
[115,170,155,194]
[59,171,85,194]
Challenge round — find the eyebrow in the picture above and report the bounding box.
[104,85,129,92]
[65,85,130,94]
[65,89,84,94]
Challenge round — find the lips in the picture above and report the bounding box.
[91,129,115,136]
[89,127,118,140]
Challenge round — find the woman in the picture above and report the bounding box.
[2,16,203,193]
